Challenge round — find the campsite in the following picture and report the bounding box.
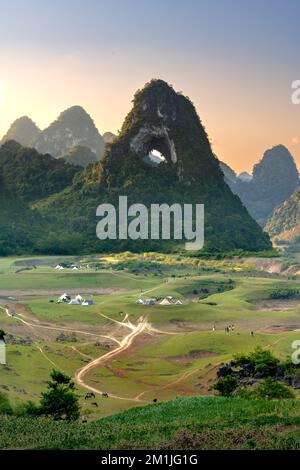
[2,251,300,424]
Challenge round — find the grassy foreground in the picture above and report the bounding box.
[1,396,300,450]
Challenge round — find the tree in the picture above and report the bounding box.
[40,369,80,420]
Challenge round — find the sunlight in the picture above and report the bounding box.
[0,81,6,107]
[149,149,167,164]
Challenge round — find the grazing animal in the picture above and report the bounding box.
[85,392,95,400]
[91,402,98,407]
[102,392,109,398]
[153,398,158,403]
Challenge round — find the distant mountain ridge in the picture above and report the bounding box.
[31,105,104,159]
[220,145,299,225]
[265,186,300,247]
[1,106,105,163]
[37,79,271,253]
[0,116,40,147]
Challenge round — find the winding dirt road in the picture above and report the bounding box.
[0,304,175,402]
[75,316,149,401]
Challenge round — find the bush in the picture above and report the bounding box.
[233,347,279,377]
[213,376,238,397]
[0,392,13,415]
[14,400,41,416]
[255,378,295,400]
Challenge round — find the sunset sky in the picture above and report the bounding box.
[0,0,300,173]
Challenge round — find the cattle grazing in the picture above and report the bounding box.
[85,392,95,400]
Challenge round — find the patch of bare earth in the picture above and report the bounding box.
[252,299,300,311]
[168,351,217,365]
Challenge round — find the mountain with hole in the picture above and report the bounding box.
[38,79,271,253]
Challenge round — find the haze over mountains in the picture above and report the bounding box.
[0,106,112,167]
[220,145,299,225]
[265,187,300,248]
[1,79,300,254]
[36,79,271,253]
[0,116,40,147]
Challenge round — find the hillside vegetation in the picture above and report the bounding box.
[1,396,300,449]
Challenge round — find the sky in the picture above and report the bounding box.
[0,0,300,173]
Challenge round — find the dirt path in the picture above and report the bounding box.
[74,316,150,402]
[0,298,204,404]
[0,305,119,344]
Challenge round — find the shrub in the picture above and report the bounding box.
[14,400,41,416]
[0,392,13,415]
[255,378,295,400]
[233,347,279,377]
[213,376,238,397]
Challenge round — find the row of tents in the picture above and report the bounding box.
[136,296,183,306]
[55,264,83,271]
[57,293,93,306]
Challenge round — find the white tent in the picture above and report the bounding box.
[136,299,144,305]
[0,339,6,365]
[82,300,93,306]
[59,293,70,302]
[175,300,183,305]
[55,265,62,270]
[160,298,172,305]
[76,294,84,302]
[69,299,80,305]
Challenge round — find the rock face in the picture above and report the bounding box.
[104,80,216,183]
[0,116,40,147]
[41,79,271,253]
[32,105,104,159]
[222,145,299,225]
[265,186,300,247]
[60,145,98,168]
[238,171,252,182]
[103,132,116,144]
[219,161,238,187]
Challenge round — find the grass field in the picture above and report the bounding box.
[2,396,300,449]
[1,253,300,432]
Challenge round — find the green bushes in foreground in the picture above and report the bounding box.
[1,397,300,450]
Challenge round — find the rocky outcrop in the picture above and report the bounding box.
[103,132,117,144]
[222,145,299,225]
[41,79,271,253]
[0,116,40,147]
[32,105,104,159]
[60,145,98,167]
